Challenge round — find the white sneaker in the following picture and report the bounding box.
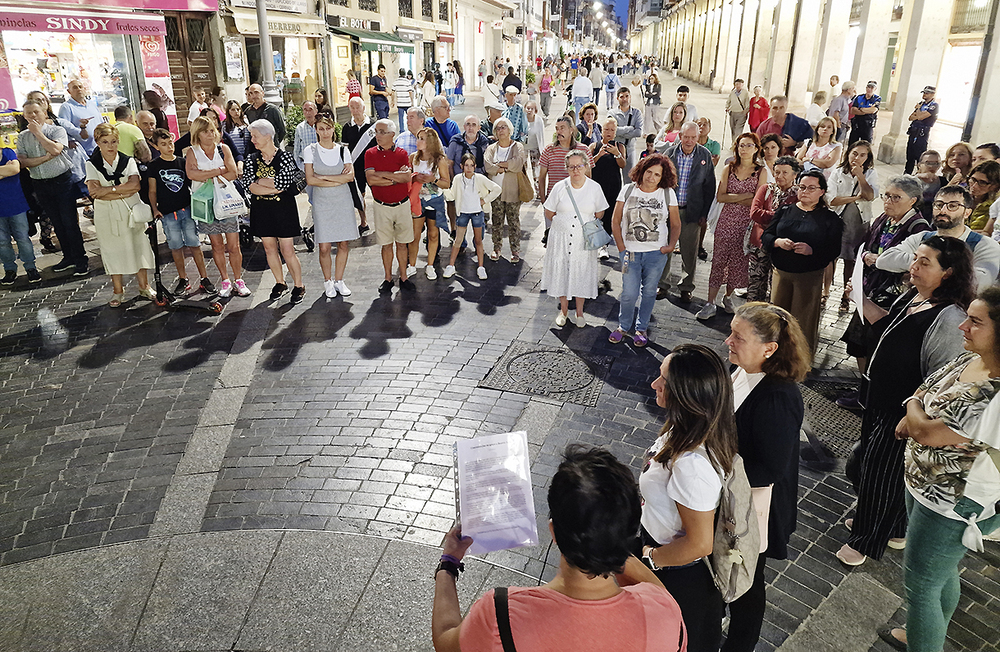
[696,302,717,321]
[571,313,587,327]
[324,279,337,298]
[425,265,438,280]
[333,280,352,297]
[477,266,487,280]
[598,246,610,260]
[722,295,735,314]
[406,265,417,277]
[233,279,252,297]
[554,312,568,327]
[218,279,233,298]
[443,265,457,278]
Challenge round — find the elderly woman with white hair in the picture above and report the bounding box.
[484,117,527,261]
[542,149,609,327]
[242,118,307,304]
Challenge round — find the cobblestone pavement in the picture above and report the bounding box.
[1,80,997,652]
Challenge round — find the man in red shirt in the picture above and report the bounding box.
[754,95,813,155]
[365,119,415,292]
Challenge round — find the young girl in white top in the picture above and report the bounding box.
[640,343,738,652]
[443,153,501,280]
[796,116,842,177]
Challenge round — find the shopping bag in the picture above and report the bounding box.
[191,181,215,223]
[213,177,249,221]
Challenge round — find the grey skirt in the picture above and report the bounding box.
[840,202,866,260]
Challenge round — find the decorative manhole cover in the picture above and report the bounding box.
[479,341,613,406]
[800,383,862,458]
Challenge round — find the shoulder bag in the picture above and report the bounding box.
[567,183,613,250]
[516,144,535,203]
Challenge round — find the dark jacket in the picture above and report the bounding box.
[664,142,716,223]
[446,132,490,176]
[735,375,803,560]
[242,101,285,155]
[762,203,844,273]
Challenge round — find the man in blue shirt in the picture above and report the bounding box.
[424,96,460,148]
[369,65,391,120]
[501,87,528,143]
[57,79,101,155]
[905,85,938,174]
[849,80,881,146]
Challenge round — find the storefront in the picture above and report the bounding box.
[0,3,183,133]
[224,1,328,110]
[327,17,415,114]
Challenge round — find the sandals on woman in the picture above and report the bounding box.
[108,292,125,308]
[488,251,501,261]
[137,287,155,301]
[839,292,851,313]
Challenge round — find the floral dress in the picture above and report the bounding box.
[709,167,761,289]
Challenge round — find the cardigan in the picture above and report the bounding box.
[443,172,501,215]
[734,375,804,560]
[484,141,527,202]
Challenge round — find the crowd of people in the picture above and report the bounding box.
[3,52,1000,652]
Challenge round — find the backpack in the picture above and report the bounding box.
[697,450,760,603]
[921,229,983,251]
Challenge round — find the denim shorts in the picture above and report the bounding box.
[161,207,200,249]
[456,211,485,229]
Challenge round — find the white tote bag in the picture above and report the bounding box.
[212,177,249,221]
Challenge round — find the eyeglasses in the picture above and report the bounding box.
[881,193,905,202]
[968,177,991,186]
[567,164,587,171]
[931,200,966,211]
[798,184,822,192]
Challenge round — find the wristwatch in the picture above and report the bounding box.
[435,559,464,579]
[642,545,661,571]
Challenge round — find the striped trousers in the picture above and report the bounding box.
[848,407,908,559]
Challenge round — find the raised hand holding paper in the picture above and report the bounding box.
[454,431,538,555]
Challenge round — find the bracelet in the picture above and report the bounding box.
[642,545,661,571]
[902,395,923,408]
[435,559,464,579]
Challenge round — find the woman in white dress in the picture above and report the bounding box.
[304,114,356,298]
[796,116,841,178]
[84,123,155,307]
[542,149,609,327]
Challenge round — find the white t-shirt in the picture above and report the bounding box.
[303,143,349,168]
[616,184,678,252]
[493,144,511,188]
[732,367,765,410]
[458,175,481,214]
[639,435,722,546]
[826,166,879,222]
[187,101,208,123]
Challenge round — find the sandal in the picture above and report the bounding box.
[137,286,155,301]
[820,293,829,307]
[633,331,649,347]
[511,253,521,263]
[108,292,124,308]
[839,292,851,313]
[488,250,500,261]
[608,328,626,344]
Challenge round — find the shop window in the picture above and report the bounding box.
[422,0,434,18]
[186,19,207,52]
[438,0,448,21]
[330,0,348,5]
[399,0,413,17]
[164,16,182,51]
[359,0,378,11]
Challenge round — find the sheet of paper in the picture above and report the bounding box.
[852,243,865,320]
[455,431,538,555]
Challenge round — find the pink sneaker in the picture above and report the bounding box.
[218,279,233,298]
[233,279,251,297]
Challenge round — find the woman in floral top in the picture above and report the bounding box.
[881,285,1000,652]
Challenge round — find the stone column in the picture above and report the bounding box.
[851,0,893,85]
[716,0,743,92]
[767,0,799,96]
[877,0,955,164]
[969,13,1000,144]
[813,0,852,92]
[785,0,823,110]
[734,0,759,85]
[748,0,776,90]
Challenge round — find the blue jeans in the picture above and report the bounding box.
[0,212,36,271]
[160,208,200,250]
[619,250,668,332]
[421,194,449,233]
[446,88,455,106]
[904,492,1000,652]
[456,211,485,229]
[573,96,589,117]
[398,106,408,133]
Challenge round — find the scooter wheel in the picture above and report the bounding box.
[209,302,223,314]
[155,297,169,307]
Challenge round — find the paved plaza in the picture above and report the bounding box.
[0,80,997,652]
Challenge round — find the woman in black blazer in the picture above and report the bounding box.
[721,302,811,652]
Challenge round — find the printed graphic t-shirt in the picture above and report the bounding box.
[616,184,678,252]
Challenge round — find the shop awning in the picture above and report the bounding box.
[230,8,326,37]
[329,27,414,54]
[438,32,455,43]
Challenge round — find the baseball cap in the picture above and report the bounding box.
[504,85,520,94]
[922,85,936,93]
[866,80,878,88]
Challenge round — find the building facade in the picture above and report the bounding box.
[630,0,1000,163]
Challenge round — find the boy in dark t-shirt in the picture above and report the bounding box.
[145,128,211,294]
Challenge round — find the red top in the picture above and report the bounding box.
[346,79,362,98]
[754,117,783,139]
[748,96,770,131]
[365,145,411,204]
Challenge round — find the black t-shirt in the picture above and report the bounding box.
[144,156,190,215]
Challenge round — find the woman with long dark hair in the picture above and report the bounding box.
[837,236,973,567]
[639,343,738,652]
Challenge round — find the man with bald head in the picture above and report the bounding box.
[58,79,101,155]
[242,83,284,155]
[657,121,716,303]
[293,100,319,171]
